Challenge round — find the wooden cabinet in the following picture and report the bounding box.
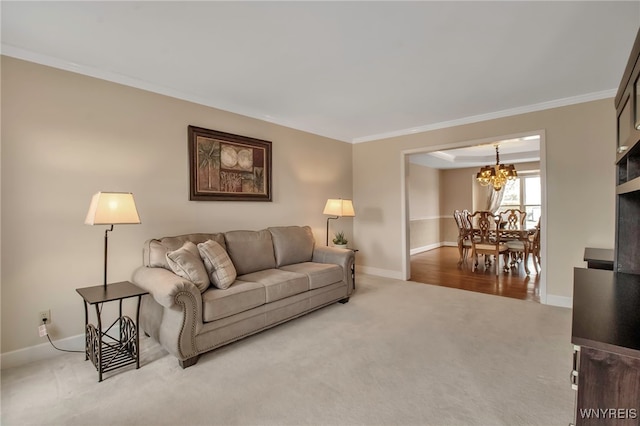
[570,26,640,426]
[571,268,640,425]
[615,28,640,274]
[575,346,640,425]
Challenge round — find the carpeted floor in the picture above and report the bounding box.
[1,274,575,425]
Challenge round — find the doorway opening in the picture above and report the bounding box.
[400,131,547,303]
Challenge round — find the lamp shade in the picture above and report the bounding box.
[85,192,141,225]
[323,199,355,217]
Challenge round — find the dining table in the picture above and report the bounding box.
[469,224,537,274]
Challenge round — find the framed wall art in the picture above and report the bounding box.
[188,126,272,201]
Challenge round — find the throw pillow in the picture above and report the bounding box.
[198,240,237,289]
[165,241,210,292]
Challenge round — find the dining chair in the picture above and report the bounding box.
[453,210,473,264]
[498,209,529,273]
[529,219,541,273]
[462,209,473,230]
[467,210,509,276]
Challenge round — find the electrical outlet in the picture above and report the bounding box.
[39,310,50,324]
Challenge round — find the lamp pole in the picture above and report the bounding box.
[103,225,114,290]
[326,216,339,246]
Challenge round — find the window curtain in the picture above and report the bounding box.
[485,186,504,214]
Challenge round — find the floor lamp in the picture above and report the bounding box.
[323,198,355,246]
[85,192,141,290]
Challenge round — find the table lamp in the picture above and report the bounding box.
[85,192,141,290]
[323,198,355,246]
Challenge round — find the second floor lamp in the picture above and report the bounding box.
[322,198,355,246]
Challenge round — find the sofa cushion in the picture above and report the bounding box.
[268,226,315,267]
[144,233,226,270]
[197,240,237,289]
[279,262,343,290]
[239,269,308,303]
[201,280,266,322]
[165,241,210,292]
[224,230,276,275]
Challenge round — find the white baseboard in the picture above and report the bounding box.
[544,294,573,308]
[1,332,85,370]
[410,242,443,255]
[358,266,403,280]
[410,241,458,255]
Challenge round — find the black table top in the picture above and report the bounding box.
[572,268,640,356]
[76,281,148,304]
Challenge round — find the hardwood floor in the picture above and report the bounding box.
[410,246,540,303]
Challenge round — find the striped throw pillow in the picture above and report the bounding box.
[197,240,237,289]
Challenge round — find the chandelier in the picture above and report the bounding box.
[476,145,518,191]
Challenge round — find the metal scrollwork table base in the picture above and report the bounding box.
[76,281,148,382]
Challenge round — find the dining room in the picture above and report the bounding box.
[405,135,543,303]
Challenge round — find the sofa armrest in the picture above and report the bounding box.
[312,246,355,294]
[132,266,203,309]
[132,266,204,360]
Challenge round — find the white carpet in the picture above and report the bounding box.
[1,274,574,425]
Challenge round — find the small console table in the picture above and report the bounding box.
[582,247,614,270]
[76,281,148,382]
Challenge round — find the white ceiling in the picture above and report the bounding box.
[410,136,541,169]
[1,2,639,143]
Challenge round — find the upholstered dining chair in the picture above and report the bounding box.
[467,210,509,276]
[453,210,473,264]
[497,209,529,273]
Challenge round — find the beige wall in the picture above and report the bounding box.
[408,163,441,249]
[353,100,615,301]
[440,166,476,243]
[0,57,353,354]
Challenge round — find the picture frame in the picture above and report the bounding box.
[188,126,272,201]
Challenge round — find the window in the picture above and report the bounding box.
[499,175,541,229]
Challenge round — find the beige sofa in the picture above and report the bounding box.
[132,225,355,367]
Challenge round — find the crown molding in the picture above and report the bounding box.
[352,89,616,144]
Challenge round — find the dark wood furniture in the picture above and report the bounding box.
[571,269,640,425]
[615,28,640,275]
[583,247,614,271]
[570,28,640,425]
[76,281,148,382]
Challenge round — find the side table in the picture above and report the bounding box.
[76,281,148,382]
[349,248,359,289]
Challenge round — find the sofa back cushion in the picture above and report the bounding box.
[268,226,315,267]
[224,229,276,275]
[143,233,226,270]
